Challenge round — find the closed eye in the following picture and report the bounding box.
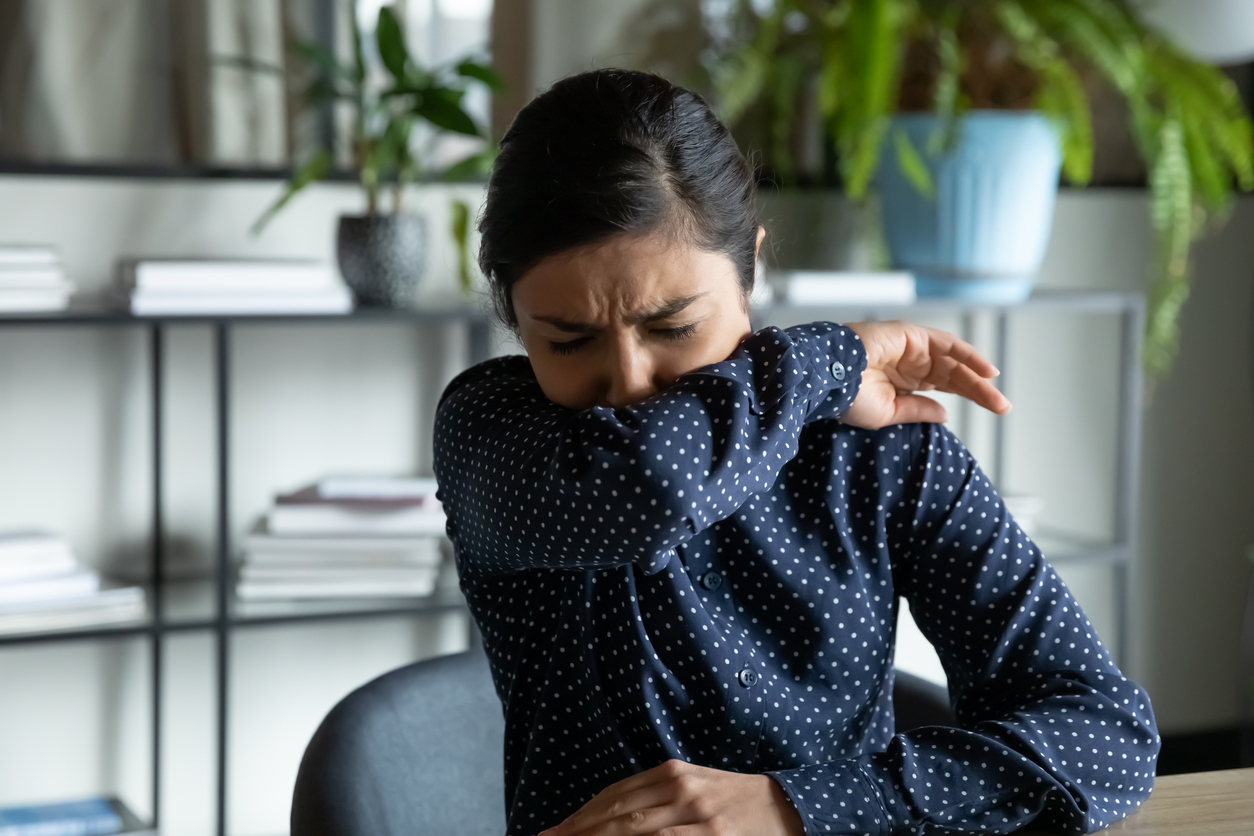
[653,322,698,341]
[548,336,593,355]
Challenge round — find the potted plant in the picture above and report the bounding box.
[711,0,1254,374]
[253,4,500,307]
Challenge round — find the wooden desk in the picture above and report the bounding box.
[1019,768,1254,835]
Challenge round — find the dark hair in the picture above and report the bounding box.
[478,68,759,329]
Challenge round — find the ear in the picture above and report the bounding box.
[754,225,766,260]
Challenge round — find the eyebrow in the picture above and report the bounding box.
[532,294,704,333]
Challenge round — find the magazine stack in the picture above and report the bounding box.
[239,476,447,601]
[117,259,353,316]
[0,532,145,634]
[0,245,75,312]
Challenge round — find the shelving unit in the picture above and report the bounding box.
[0,299,492,836]
[0,289,1142,836]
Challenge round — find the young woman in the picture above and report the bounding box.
[433,69,1159,836]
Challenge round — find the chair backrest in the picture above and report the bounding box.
[291,650,954,836]
[291,649,507,836]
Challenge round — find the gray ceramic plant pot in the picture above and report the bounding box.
[336,213,427,307]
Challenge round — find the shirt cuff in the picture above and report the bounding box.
[768,760,895,836]
[800,324,867,423]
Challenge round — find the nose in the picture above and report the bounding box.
[603,338,657,408]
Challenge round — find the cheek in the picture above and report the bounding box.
[523,342,599,409]
[653,321,749,384]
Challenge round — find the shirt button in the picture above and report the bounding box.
[700,571,723,591]
[737,668,759,687]
[830,360,846,381]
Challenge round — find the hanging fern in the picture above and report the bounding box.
[708,0,1254,376]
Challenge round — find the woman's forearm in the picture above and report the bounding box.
[433,322,865,577]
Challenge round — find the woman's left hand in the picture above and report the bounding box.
[537,759,804,836]
[843,320,1011,429]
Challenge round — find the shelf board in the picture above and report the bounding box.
[0,294,491,326]
[0,582,468,646]
[757,289,1144,318]
[1031,529,1131,565]
[0,288,1145,328]
[229,582,468,628]
[0,618,153,647]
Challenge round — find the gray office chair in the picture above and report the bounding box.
[290,650,953,836]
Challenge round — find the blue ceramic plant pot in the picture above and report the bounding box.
[877,112,1062,302]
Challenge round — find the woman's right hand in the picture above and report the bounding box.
[843,320,1011,430]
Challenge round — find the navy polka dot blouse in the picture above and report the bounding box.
[433,322,1160,836]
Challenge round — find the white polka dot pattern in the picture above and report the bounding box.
[432,322,1160,836]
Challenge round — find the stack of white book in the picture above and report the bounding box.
[0,246,76,312]
[239,476,447,601]
[0,532,145,634]
[768,270,917,305]
[118,259,353,316]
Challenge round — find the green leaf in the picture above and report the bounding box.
[442,149,496,181]
[1037,61,1093,184]
[350,7,366,84]
[456,60,505,92]
[413,90,480,136]
[376,6,409,83]
[716,45,769,126]
[768,53,805,185]
[1148,116,1193,312]
[251,149,333,235]
[893,128,935,199]
[303,77,351,106]
[834,0,912,198]
[928,6,962,155]
[371,115,413,181]
[450,198,475,294]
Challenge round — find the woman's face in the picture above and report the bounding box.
[512,230,760,410]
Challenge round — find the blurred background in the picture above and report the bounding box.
[0,1,1252,834]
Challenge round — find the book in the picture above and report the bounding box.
[316,476,440,501]
[770,270,917,305]
[0,532,75,564]
[0,796,148,836]
[236,570,439,600]
[0,569,100,605]
[265,503,448,536]
[274,484,433,511]
[239,564,440,584]
[117,259,336,294]
[0,585,145,635]
[127,286,352,316]
[0,283,75,312]
[0,552,77,584]
[0,246,59,268]
[242,531,443,566]
[0,266,68,287]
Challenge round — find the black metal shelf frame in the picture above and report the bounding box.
[0,291,1142,836]
[0,302,492,836]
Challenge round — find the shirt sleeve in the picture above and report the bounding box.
[769,422,1160,835]
[433,322,866,577]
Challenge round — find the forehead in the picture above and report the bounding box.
[512,233,739,321]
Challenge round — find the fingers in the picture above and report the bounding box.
[887,393,948,425]
[922,325,1000,380]
[544,783,675,836]
[922,356,1012,415]
[544,761,687,836]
